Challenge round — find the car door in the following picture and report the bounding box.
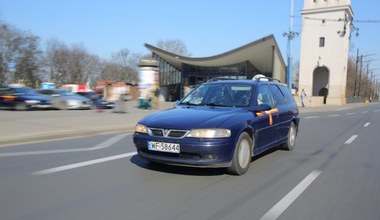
[269,84,291,141]
[254,84,280,150]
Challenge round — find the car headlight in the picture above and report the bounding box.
[135,124,148,134]
[187,129,231,138]
[25,100,40,104]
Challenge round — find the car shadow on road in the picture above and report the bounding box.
[130,155,226,176]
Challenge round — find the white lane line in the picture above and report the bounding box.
[0,134,127,157]
[364,122,370,127]
[328,114,340,117]
[33,152,137,175]
[304,116,319,119]
[375,109,380,112]
[345,135,358,145]
[259,170,322,220]
[346,112,356,115]
[361,111,368,114]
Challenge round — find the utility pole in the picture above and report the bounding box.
[283,0,297,91]
[364,62,369,98]
[354,49,359,96]
[357,53,377,98]
[364,59,378,99]
[358,55,363,97]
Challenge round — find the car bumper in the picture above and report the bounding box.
[133,133,235,168]
[30,104,53,109]
[67,104,92,110]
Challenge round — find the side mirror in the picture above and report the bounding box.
[174,100,180,107]
[250,103,272,112]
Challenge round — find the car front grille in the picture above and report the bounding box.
[148,128,189,139]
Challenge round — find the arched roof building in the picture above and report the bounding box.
[145,34,286,100]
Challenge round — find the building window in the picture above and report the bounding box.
[319,37,325,47]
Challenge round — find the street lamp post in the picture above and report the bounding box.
[283,0,298,91]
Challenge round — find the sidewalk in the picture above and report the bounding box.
[0,101,371,147]
[0,101,174,147]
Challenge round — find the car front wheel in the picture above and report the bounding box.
[227,132,253,175]
[15,102,28,111]
[58,101,68,110]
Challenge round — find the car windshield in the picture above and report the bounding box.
[56,90,76,96]
[181,83,253,107]
[14,88,39,96]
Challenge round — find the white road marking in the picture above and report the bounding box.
[345,135,358,145]
[364,122,370,127]
[259,170,322,220]
[327,114,340,117]
[346,112,356,115]
[361,111,368,114]
[33,152,137,175]
[0,134,127,157]
[375,109,380,112]
[304,116,319,119]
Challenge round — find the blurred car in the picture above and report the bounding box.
[37,89,93,110]
[76,91,114,109]
[0,85,52,110]
[133,77,300,175]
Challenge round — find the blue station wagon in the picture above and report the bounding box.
[133,77,300,175]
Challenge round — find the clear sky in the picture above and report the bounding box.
[0,0,379,76]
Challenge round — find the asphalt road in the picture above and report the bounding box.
[0,104,379,220]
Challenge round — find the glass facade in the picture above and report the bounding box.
[152,53,181,86]
[152,52,265,101]
[183,61,260,85]
[153,52,262,87]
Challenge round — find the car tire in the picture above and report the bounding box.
[58,101,68,110]
[15,102,28,111]
[281,122,297,151]
[227,132,253,175]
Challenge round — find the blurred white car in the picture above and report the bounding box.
[37,89,93,110]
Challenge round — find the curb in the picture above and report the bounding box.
[0,125,136,147]
[0,102,375,147]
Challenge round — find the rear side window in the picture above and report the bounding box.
[269,85,286,106]
[278,85,296,104]
[256,85,275,107]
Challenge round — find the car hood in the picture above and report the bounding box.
[139,106,242,130]
[18,95,50,102]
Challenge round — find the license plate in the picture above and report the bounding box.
[148,141,180,153]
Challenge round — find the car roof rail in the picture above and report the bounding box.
[252,74,281,83]
[207,76,247,82]
[207,77,233,82]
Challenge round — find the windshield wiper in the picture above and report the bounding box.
[202,102,228,107]
[180,101,200,106]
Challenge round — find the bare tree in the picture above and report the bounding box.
[42,40,102,86]
[156,39,191,56]
[42,39,70,85]
[346,56,356,98]
[0,22,42,87]
[100,49,140,83]
[13,33,42,87]
[1,21,141,88]
[82,54,102,88]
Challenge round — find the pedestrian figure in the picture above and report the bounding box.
[301,89,307,107]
